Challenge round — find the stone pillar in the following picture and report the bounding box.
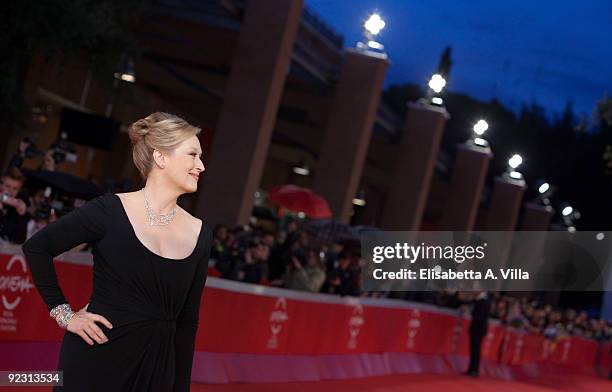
[485,176,526,230]
[440,143,492,231]
[381,101,449,230]
[194,0,303,227]
[521,202,554,230]
[511,202,555,292]
[484,176,526,290]
[312,48,388,223]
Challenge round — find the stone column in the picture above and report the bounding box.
[511,202,555,292]
[484,176,526,290]
[521,202,554,230]
[485,176,526,231]
[440,143,492,231]
[312,48,388,223]
[381,101,449,230]
[194,0,303,227]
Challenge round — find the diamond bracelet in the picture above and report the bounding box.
[49,303,75,329]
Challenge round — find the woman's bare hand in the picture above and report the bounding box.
[66,308,113,346]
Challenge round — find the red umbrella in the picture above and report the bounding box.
[268,185,332,219]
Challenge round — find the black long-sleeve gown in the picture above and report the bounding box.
[22,193,212,391]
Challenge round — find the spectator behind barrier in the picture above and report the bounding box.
[0,167,30,244]
[282,248,326,293]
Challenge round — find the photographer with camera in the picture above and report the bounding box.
[38,132,77,172]
[25,188,57,240]
[0,167,30,244]
[40,150,57,171]
[7,136,52,170]
[214,236,270,284]
[237,240,270,284]
[282,248,326,293]
[323,251,361,296]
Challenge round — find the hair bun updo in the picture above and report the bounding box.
[129,112,202,180]
[128,118,151,145]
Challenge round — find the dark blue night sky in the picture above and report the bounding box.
[308,0,612,119]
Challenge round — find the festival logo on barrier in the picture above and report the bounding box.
[406,308,421,350]
[512,334,524,364]
[267,297,288,349]
[561,339,571,363]
[482,330,495,357]
[0,254,34,332]
[347,303,364,350]
[542,339,551,360]
[451,317,464,353]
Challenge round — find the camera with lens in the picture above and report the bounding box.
[33,203,52,222]
[290,248,307,267]
[49,133,78,165]
[7,137,44,169]
[1,192,18,207]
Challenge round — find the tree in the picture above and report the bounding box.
[596,93,612,128]
[436,46,452,81]
[381,83,612,230]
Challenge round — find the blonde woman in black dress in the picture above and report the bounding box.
[23,112,212,391]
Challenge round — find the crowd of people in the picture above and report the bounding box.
[207,221,612,343]
[488,294,611,341]
[0,167,59,245]
[210,221,361,296]
[0,134,111,247]
[422,291,612,341]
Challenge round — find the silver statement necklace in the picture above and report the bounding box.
[142,187,177,226]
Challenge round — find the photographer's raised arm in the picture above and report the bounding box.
[21,195,107,311]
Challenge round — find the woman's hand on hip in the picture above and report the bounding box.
[66,308,113,346]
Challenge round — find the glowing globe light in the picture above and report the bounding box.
[508,154,523,169]
[473,119,489,136]
[364,13,386,36]
[509,171,522,180]
[474,137,488,146]
[538,182,550,194]
[366,40,384,50]
[428,74,446,94]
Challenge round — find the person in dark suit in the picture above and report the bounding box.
[465,290,490,377]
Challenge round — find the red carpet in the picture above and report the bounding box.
[7,373,609,391]
[190,373,610,392]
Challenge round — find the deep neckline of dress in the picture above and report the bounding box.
[110,193,204,263]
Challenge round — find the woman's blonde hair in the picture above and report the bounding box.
[128,112,201,179]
